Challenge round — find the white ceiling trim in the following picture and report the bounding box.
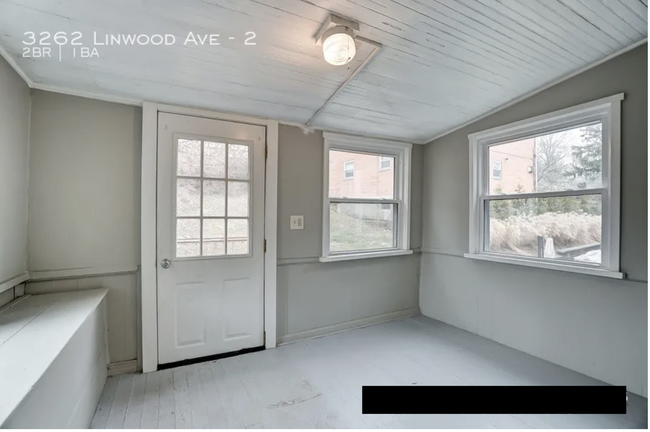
[424,37,648,145]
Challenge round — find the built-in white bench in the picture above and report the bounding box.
[0,289,109,428]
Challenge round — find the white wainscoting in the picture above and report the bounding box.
[276,254,421,344]
[0,290,108,428]
[25,272,140,370]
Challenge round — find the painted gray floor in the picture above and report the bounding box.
[91,315,648,429]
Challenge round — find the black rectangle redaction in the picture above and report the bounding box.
[362,385,626,414]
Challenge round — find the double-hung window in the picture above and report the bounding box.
[320,132,413,262]
[466,94,624,279]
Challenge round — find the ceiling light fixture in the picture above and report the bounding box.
[315,14,361,67]
[322,26,356,66]
[308,13,382,127]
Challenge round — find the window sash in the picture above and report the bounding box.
[483,188,603,201]
[481,190,604,265]
[327,197,401,255]
[479,129,607,269]
[468,93,623,274]
[329,198,400,204]
[322,133,412,259]
[328,201,399,254]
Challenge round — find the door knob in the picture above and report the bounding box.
[160,259,172,269]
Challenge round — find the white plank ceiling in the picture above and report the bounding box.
[0,0,647,143]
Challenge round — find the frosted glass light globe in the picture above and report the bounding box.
[322,26,356,66]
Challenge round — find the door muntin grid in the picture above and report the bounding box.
[173,136,252,259]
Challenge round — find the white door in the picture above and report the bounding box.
[157,113,266,365]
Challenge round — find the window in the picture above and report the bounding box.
[343,161,354,179]
[466,94,624,279]
[379,156,393,170]
[175,139,251,258]
[321,133,413,262]
[492,160,502,179]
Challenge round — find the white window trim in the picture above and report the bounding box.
[321,132,412,262]
[465,93,624,279]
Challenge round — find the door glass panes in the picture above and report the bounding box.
[227,182,249,217]
[228,144,250,179]
[176,219,201,257]
[176,179,201,217]
[203,219,225,256]
[177,139,201,176]
[203,180,225,217]
[227,219,249,254]
[203,141,226,178]
[175,138,252,258]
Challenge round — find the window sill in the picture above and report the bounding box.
[320,249,414,263]
[463,253,624,279]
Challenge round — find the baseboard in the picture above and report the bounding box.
[277,307,421,345]
[108,359,138,376]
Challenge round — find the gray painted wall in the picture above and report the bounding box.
[26,91,142,365]
[276,125,422,340]
[28,91,142,275]
[0,56,30,288]
[421,44,648,396]
[21,95,423,361]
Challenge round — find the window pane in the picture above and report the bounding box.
[227,219,249,254]
[228,144,249,180]
[176,218,201,257]
[486,194,602,264]
[329,150,394,199]
[203,180,225,217]
[330,203,395,253]
[203,219,225,256]
[204,141,226,178]
[176,179,201,217]
[489,123,602,195]
[177,139,201,177]
[227,181,249,217]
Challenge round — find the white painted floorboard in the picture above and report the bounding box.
[91,316,648,429]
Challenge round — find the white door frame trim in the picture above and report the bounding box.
[140,102,278,373]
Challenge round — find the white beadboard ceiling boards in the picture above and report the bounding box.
[0,0,647,143]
